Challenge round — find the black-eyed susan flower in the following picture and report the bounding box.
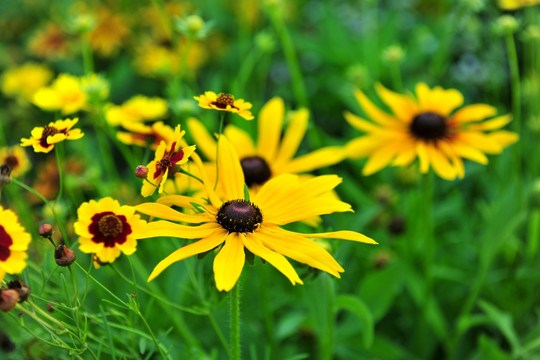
[194,91,254,120]
[74,198,147,264]
[141,125,196,197]
[0,146,30,177]
[344,83,519,180]
[1,63,53,103]
[105,95,168,127]
[21,118,84,153]
[136,136,376,292]
[499,0,540,9]
[33,74,87,115]
[188,97,347,189]
[117,121,175,150]
[0,206,31,283]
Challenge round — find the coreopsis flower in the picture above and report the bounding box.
[21,118,84,153]
[194,91,254,120]
[33,74,87,115]
[344,83,518,180]
[141,125,196,197]
[188,97,347,189]
[0,146,30,177]
[136,136,376,292]
[0,206,31,284]
[28,23,72,60]
[117,121,175,150]
[74,198,147,264]
[89,7,130,56]
[1,63,53,103]
[499,0,540,9]
[105,96,168,127]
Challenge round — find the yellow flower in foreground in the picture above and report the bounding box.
[141,125,196,197]
[194,91,254,120]
[33,74,87,114]
[0,146,30,177]
[136,136,376,292]
[188,97,347,189]
[0,206,31,283]
[117,121,175,150]
[345,83,518,180]
[74,198,147,264]
[499,0,540,9]
[105,95,168,127]
[1,63,53,103]
[21,118,84,153]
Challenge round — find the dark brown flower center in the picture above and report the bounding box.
[88,211,132,248]
[4,155,19,168]
[213,93,237,109]
[240,156,272,187]
[217,199,263,233]
[40,126,62,149]
[409,112,447,141]
[0,225,13,261]
[154,142,184,179]
[98,214,123,237]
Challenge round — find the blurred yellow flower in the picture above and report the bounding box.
[0,146,30,178]
[28,23,72,59]
[105,95,168,127]
[89,7,130,56]
[21,118,84,153]
[33,74,87,115]
[194,91,254,120]
[345,83,518,180]
[499,0,540,9]
[1,63,53,103]
[117,121,175,150]
[0,206,31,283]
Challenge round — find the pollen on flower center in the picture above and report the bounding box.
[409,112,447,141]
[98,214,123,237]
[240,156,272,187]
[213,93,236,109]
[217,199,263,233]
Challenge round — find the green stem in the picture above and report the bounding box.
[81,34,94,75]
[55,143,64,202]
[504,32,522,180]
[178,167,203,184]
[390,61,403,93]
[230,283,241,360]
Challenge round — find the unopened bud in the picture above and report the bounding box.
[0,289,19,312]
[135,165,148,179]
[7,279,31,303]
[54,245,76,266]
[494,15,519,35]
[39,224,54,238]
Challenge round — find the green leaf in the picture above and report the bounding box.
[359,262,403,321]
[478,300,521,353]
[334,295,374,348]
[244,184,250,202]
[478,334,511,360]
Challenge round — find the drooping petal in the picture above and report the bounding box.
[450,104,497,123]
[426,144,456,180]
[213,232,246,291]
[218,135,246,200]
[257,97,284,162]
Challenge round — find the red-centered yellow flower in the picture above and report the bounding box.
[141,125,196,197]
[0,206,31,283]
[21,118,84,153]
[105,96,168,127]
[194,91,254,120]
[74,198,147,264]
[499,0,540,9]
[135,136,376,292]
[344,83,519,180]
[117,121,175,150]
[33,74,87,115]
[0,146,30,177]
[1,63,53,103]
[188,97,347,190]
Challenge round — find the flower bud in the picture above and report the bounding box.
[0,289,19,312]
[135,165,148,179]
[494,15,519,35]
[38,224,54,238]
[7,279,31,303]
[382,45,405,64]
[55,245,76,266]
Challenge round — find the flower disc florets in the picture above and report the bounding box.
[214,93,237,109]
[98,214,124,238]
[217,199,263,233]
[410,112,447,141]
[240,156,272,187]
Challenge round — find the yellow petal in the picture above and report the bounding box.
[257,97,284,162]
[135,203,211,223]
[345,136,383,159]
[450,141,489,165]
[279,146,347,174]
[156,195,204,209]
[224,125,256,159]
[187,117,216,160]
[274,108,309,165]
[301,230,377,244]
[466,115,512,131]
[426,144,456,180]
[139,220,221,239]
[487,131,519,148]
[353,88,395,124]
[192,152,222,208]
[213,233,245,291]
[457,132,504,154]
[375,83,418,123]
[416,142,430,173]
[450,104,497,124]
[218,136,245,200]
[148,228,228,282]
[343,111,381,133]
[363,146,399,175]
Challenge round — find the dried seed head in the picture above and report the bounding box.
[54,245,76,266]
[0,289,19,312]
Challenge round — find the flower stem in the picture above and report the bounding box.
[230,283,241,360]
[504,31,522,179]
[178,167,203,184]
[55,143,64,202]
[81,34,94,75]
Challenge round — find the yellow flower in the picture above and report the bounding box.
[117,121,175,150]
[89,7,130,56]
[499,0,540,9]
[0,146,30,178]
[0,206,31,283]
[1,63,53,103]
[105,96,168,127]
[135,137,376,292]
[28,23,72,60]
[194,91,254,120]
[141,125,196,197]
[344,83,518,180]
[74,198,147,264]
[33,74,88,115]
[188,97,347,189]
[21,118,84,153]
